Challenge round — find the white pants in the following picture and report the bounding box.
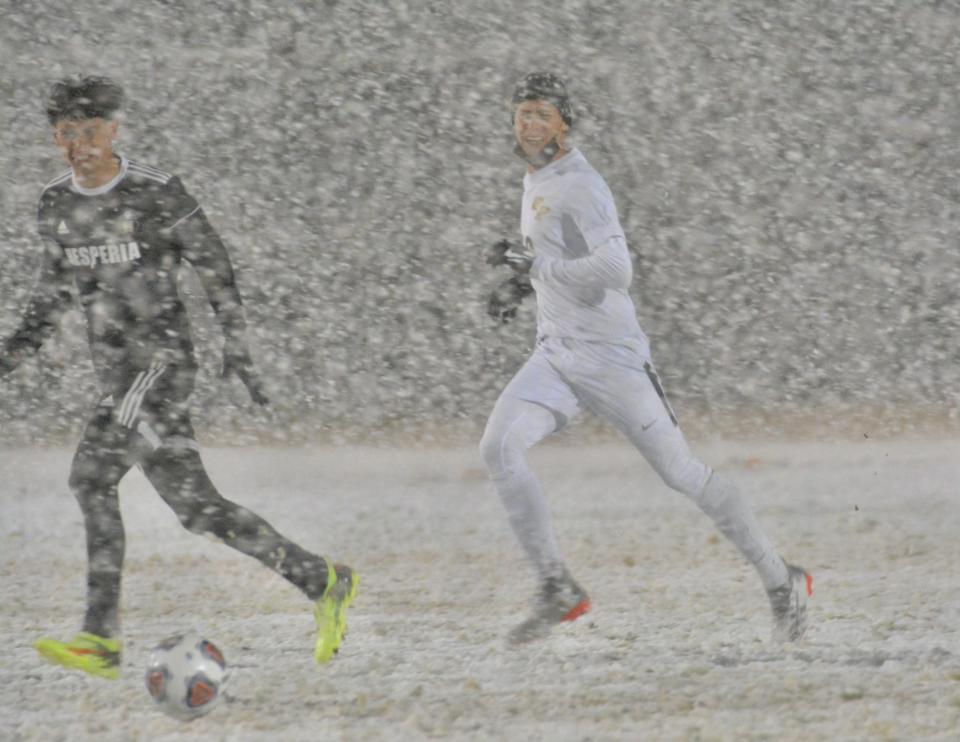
[480,338,788,589]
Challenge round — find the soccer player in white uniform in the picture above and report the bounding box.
[481,72,811,645]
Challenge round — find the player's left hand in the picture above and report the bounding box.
[221,346,269,406]
[487,274,534,324]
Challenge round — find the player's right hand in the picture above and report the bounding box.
[234,364,270,406]
[485,239,534,275]
[0,350,22,378]
[485,239,513,267]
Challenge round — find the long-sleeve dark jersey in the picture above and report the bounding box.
[4,156,247,392]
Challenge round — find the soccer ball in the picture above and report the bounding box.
[145,633,227,721]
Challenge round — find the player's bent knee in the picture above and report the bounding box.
[479,426,528,480]
[481,401,556,480]
[479,428,507,477]
[174,503,217,535]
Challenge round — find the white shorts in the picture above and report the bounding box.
[490,337,710,495]
[501,338,674,432]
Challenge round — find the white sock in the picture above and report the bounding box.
[695,472,789,590]
[492,468,565,583]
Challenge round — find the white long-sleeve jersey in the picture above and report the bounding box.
[523,148,649,354]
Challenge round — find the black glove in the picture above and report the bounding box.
[487,274,534,324]
[485,239,534,275]
[221,343,269,406]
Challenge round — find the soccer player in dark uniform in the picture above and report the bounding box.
[0,77,357,678]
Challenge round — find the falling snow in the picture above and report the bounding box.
[1,1,959,740]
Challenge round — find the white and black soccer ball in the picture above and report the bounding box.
[145,633,227,721]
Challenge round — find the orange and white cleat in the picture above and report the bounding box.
[508,569,591,645]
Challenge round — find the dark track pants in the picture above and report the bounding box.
[68,364,329,637]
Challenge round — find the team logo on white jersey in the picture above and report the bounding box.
[532,197,550,221]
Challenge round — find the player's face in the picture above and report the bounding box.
[513,100,568,159]
[52,117,118,180]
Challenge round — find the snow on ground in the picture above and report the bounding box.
[1,439,959,741]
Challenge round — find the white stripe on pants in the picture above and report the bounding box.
[117,363,166,428]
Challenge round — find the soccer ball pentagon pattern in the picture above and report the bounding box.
[145,633,227,721]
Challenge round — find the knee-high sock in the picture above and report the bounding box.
[493,465,565,582]
[480,403,565,582]
[693,471,788,590]
[70,433,132,638]
[78,484,125,637]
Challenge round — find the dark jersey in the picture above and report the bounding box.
[4,157,247,392]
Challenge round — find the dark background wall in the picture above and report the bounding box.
[2,1,958,445]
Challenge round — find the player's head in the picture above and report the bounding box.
[46,76,124,177]
[46,75,124,126]
[511,72,573,168]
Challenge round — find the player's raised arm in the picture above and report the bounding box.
[166,180,268,405]
[532,234,633,290]
[0,239,73,377]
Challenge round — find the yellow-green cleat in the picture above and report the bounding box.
[314,563,358,664]
[34,632,121,680]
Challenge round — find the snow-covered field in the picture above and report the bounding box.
[2,439,958,741]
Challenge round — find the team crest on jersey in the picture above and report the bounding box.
[57,220,70,235]
[120,210,136,233]
[115,210,140,241]
[532,197,550,221]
